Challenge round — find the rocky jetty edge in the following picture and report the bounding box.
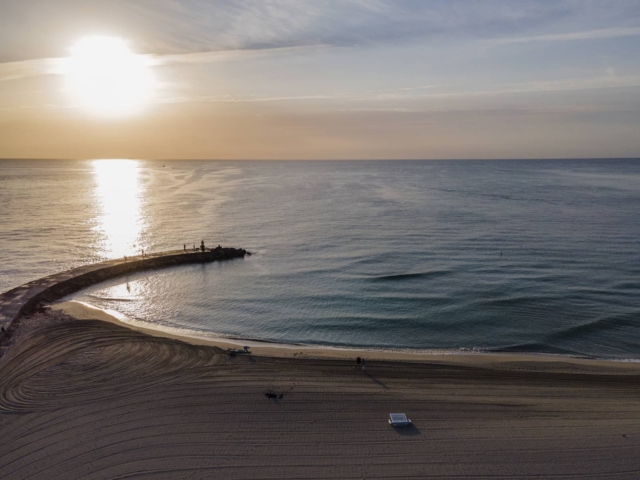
[0,247,250,333]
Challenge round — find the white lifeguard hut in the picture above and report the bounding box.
[388,413,412,427]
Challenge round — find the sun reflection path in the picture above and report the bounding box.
[92,159,145,258]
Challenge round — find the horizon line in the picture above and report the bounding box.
[0,157,638,162]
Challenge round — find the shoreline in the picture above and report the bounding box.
[4,299,640,478]
[51,300,640,375]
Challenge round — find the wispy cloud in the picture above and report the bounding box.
[0,43,332,82]
[150,44,332,66]
[3,0,640,61]
[3,0,639,79]
[408,75,640,100]
[0,58,62,82]
[492,26,640,45]
[157,74,640,106]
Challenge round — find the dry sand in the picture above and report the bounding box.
[1,303,640,479]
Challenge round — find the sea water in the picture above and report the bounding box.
[1,159,639,358]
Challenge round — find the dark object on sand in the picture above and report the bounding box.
[265,390,284,399]
[228,347,251,357]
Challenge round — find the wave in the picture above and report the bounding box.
[472,295,553,308]
[86,294,135,302]
[65,300,640,362]
[371,270,450,281]
[548,312,639,342]
[612,281,640,291]
[490,343,588,357]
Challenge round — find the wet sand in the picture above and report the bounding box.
[50,301,640,374]
[2,306,640,479]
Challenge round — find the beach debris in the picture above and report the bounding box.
[264,390,284,399]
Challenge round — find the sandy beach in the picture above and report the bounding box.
[2,303,640,479]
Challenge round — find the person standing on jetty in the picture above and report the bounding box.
[183,244,186,252]
[200,240,205,252]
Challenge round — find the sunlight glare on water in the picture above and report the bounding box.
[2,159,640,359]
[92,159,145,258]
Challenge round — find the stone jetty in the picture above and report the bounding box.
[0,247,249,332]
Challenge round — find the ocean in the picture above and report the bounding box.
[1,159,639,359]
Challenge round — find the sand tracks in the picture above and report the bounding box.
[0,319,224,414]
[3,314,640,478]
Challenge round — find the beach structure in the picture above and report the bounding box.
[389,413,412,427]
[0,247,250,333]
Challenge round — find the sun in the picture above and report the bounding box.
[65,36,155,116]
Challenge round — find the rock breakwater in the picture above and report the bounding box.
[0,247,249,333]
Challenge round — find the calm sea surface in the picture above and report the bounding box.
[1,159,639,358]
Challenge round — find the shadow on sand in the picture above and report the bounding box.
[365,372,389,390]
[391,424,421,436]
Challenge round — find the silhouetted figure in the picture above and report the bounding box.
[184,244,186,252]
[244,346,251,353]
[200,240,205,252]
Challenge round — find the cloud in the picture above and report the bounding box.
[150,44,332,66]
[1,0,639,72]
[0,58,63,82]
[0,43,331,82]
[152,0,573,52]
[410,75,640,100]
[492,26,640,45]
[154,74,640,106]
[3,0,639,62]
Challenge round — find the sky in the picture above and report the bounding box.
[0,0,639,160]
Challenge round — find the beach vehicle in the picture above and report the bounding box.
[388,413,412,427]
